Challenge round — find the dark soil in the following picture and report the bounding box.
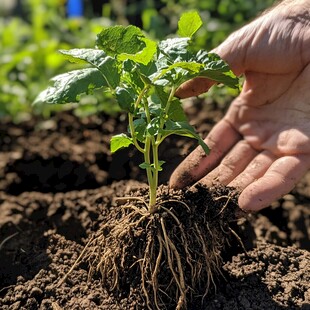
[0,101,309,309]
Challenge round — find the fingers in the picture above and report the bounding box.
[238,154,310,211]
[228,151,276,189]
[197,140,259,187]
[169,119,240,188]
[175,77,216,98]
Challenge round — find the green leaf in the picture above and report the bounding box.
[122,60,145,91]
[139,162,152,170]
[168,99,187,121]
[157,160,166,171]
[158,37,190,63]
[59,48,106,66]
[158,61,203,83]
[162,120,209,154]
[110,133,133,153]
[59,49,121,89]
[97,56,120,89]
[195,51,239,89]
[115,86,136,113]
[150,87,186,121]
[178,11,203,38]
[133,118,147,142]
[96,25,145,56]
[139,160,165,171]
[146,117,161,136]
[118,37,157,65]
[34,68,107,105]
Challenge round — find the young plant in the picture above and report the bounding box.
[35,11,238,212]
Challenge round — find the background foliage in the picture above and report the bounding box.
[0,0,275,122]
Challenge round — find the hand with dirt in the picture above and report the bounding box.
[170,0,310,211]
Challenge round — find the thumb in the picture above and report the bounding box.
[175,25,250,99]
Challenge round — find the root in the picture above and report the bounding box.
[160,217,187,308]
[112,196,148,209]
[228,226,248,255]
[212,195,232,219]
[57,236,96,287]
[0,232,19,251]
[86,197,229,309]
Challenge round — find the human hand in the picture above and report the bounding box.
[170,0,310,211]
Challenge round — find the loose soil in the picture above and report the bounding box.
[0,100,309,309]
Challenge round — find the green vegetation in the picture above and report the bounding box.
[0,0,112,121]
[0,0,274,121]
[34,11,238,210]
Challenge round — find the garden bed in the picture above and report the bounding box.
[0,101,309,309]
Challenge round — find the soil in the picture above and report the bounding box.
[0,100,309,310]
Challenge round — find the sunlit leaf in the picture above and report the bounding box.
[96,25,145,55]
[118,37,157,65]
[34,68,106,105]
[110,133,133,153]
[178,11,203,38]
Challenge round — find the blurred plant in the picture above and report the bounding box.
[0,0,274,122]
[0,0,112,121]
[103,0,275,48]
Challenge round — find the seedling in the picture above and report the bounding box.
[35,12,240,308]
[35,11,238,213]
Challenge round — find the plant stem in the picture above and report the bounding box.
[142,98,158,211]
[128,114,144,153]
[150,141,159,211]
[156,85,176,145]
[144,136,157,211]
[146,85,177,212]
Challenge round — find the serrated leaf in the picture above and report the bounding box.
[59,48,106,66]
[178,11,203,38]
[110,134,133,153]
[59,49,121,89]
[158,61,203,83]
[162,120,209,154]
[158,37,190,64]
[34,68,107,105]
[194,51,239,89]
[96,25,145,56]
[118,37,157,65]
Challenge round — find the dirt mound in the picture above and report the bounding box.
[0,104,309,309]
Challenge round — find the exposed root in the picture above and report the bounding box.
[57,236,96,287]
[0,232,19,251]
[112,196,148,209]
[83,194,234,310]
[228,226,248,255]
[213,195,232,219]
[52,182,241,310]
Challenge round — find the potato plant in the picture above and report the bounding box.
[35,11,238,212]
[35,11,240,308]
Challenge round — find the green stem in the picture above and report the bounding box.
[128,113,144,153]
[142,98,158,210]
[149,141,159,212]
[156,85,176,144]
[144,136,157,210]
